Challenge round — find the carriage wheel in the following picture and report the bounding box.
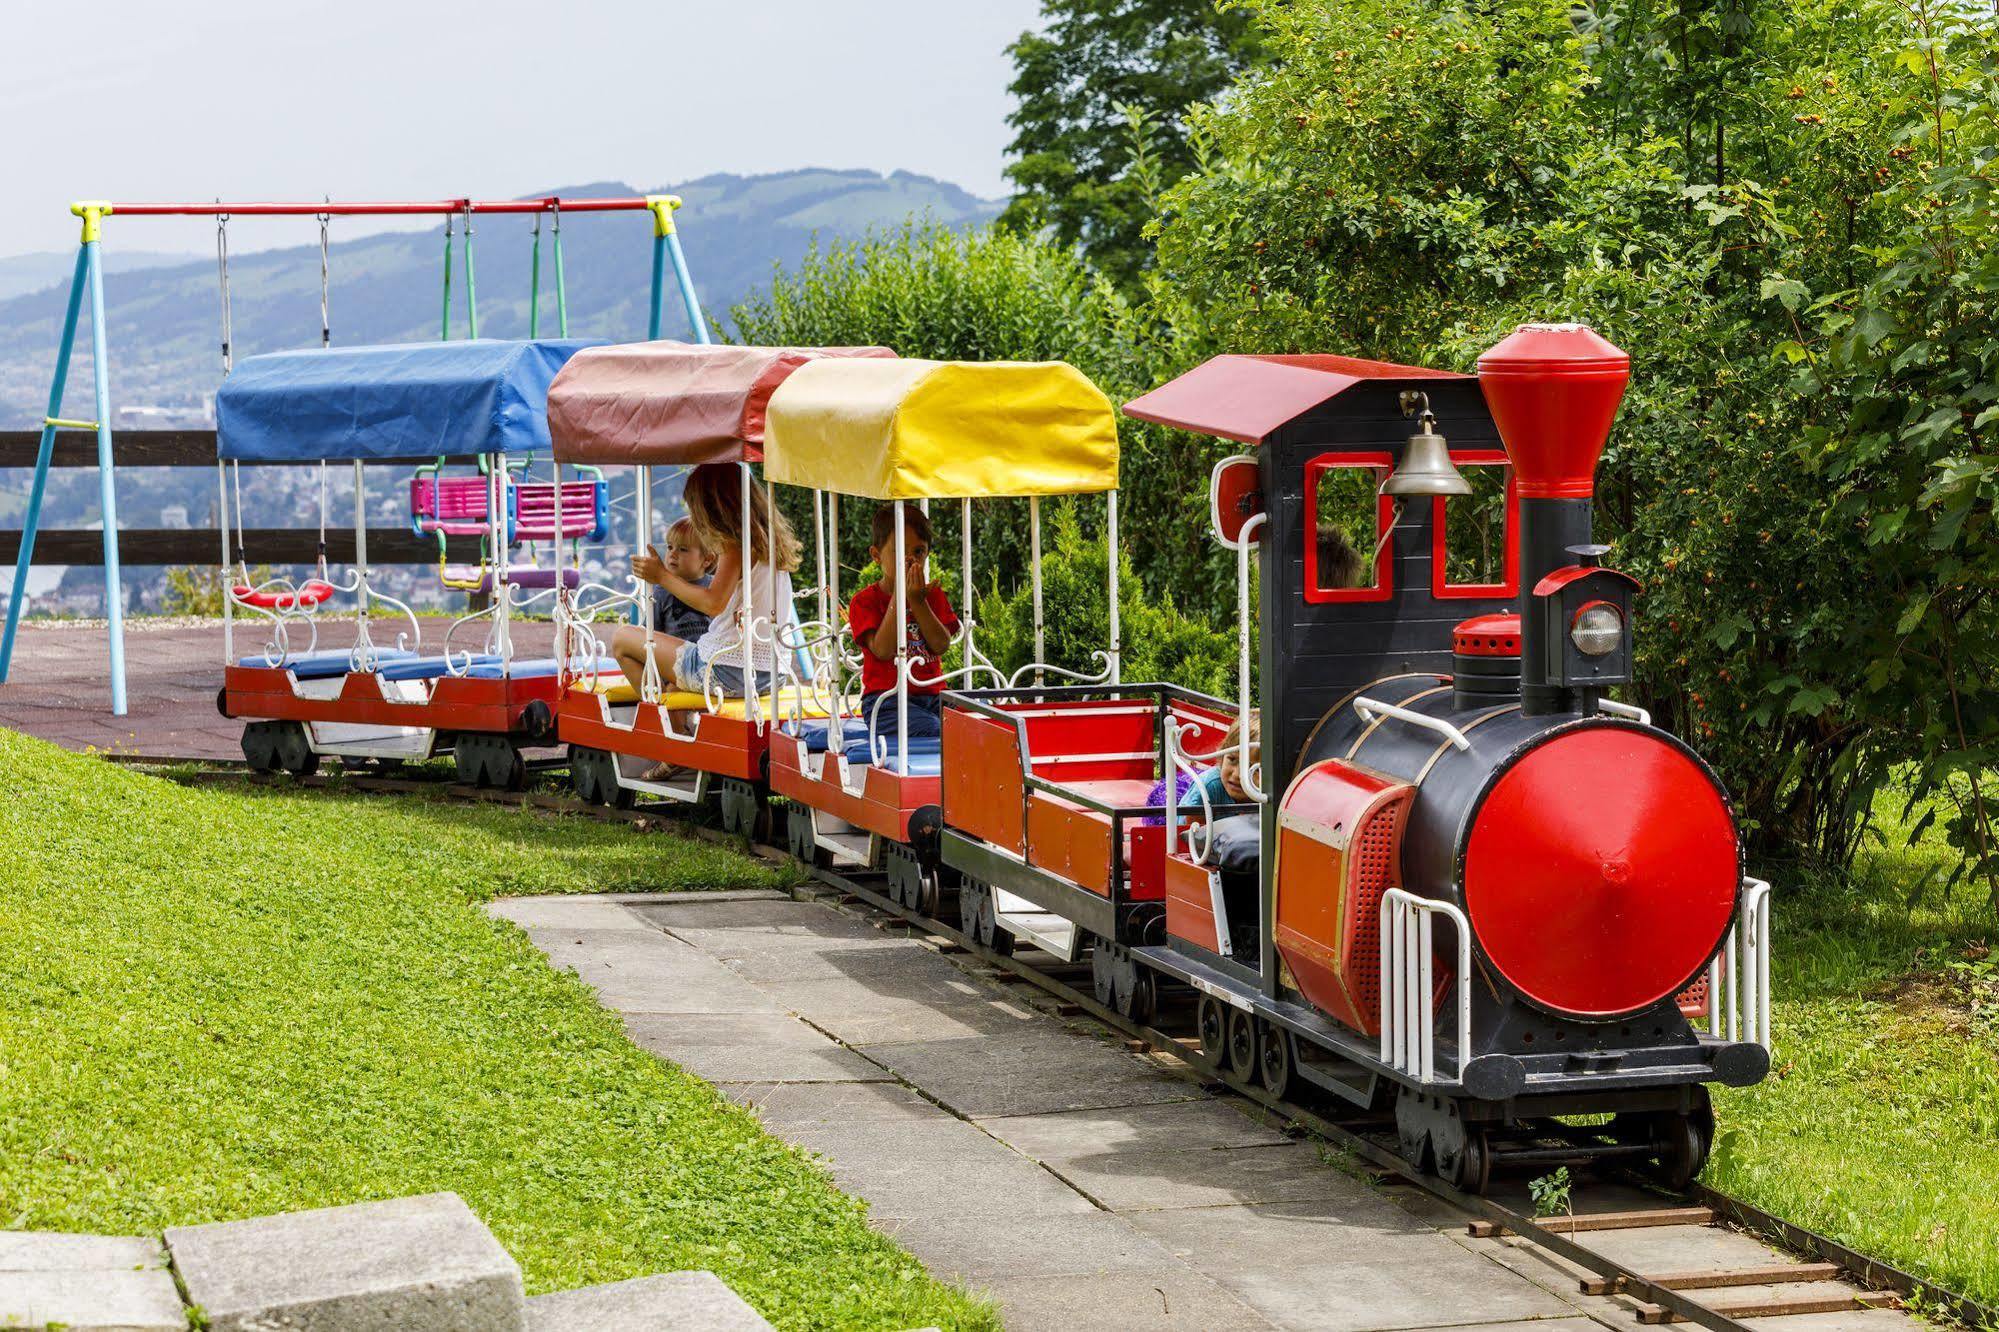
[241,722,279,773]
[1225,1008,1257,1082]
[1198,997,1228,1065]
[453,737,486,788]
[493,740,528,792]
[275,722,318,777]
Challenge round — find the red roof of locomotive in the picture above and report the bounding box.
[1121,352,1466,444]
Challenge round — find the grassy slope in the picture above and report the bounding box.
[1709,800,1999,1310]
[0,731,991,1331]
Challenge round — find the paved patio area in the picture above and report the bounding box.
[493,890,1592,1332]
[0,617,555,759]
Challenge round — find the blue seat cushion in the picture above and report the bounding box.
[242,648,413,680]
[463,655,618,680]
[377,654,501,681]
[841,734,943,771]
[791,720,872,753]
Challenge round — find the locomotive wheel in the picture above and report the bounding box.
[1256,1021,1293,1099]
[912,869,941,918]
[1650,1088,1716,1190]
[1450,1129,1493,1195]
[1225,1008,1257,1082]
[275,722,318,777]
[1198,997,1228,1064]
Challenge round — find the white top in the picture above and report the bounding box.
[696,562,795,675]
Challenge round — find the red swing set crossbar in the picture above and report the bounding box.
[103,197,658,217]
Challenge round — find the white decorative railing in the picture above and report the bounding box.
[1702,876,1773,1050]
[1379,889,1472,1084]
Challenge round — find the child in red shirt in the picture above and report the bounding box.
[846,505,961,740]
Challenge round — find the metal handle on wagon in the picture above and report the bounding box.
[1595,697,1652,726]
[1353,696,1471,752]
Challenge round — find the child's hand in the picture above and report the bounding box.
[631,546,666,585]
[901,558,929,594]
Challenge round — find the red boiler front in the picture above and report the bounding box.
[1461,727,1739,1019]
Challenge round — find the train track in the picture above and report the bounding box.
[127,752,1995,1332]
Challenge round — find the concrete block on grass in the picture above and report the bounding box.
[526,1271,773,1331]
[166,1193,522,1331]
[0,1233,184,1332]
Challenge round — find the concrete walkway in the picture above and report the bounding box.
[493,890,1598,1332]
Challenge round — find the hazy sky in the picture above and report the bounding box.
[4,0,1042,257]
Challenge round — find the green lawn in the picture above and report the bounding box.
[0,729,993,1331]
[1709,798,1999,1311]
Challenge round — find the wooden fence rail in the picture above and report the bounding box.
[1,429,474,566]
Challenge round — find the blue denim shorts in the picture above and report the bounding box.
[672,641,770,697]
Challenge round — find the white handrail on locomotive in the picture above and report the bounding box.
[1380,888,1474,1084]
[1352,695,1473,752]
[1705,876,1773,1050]
[1234,513,1268,801]
[1595,697,1653,726]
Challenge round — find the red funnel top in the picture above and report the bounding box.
[1476,324,1629,500]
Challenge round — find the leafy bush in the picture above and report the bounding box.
[1147,0,1999,885]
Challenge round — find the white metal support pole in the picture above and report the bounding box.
[828,492,841,619]
[492,456,511,663]
[637,464,656,690]
[894,500,908,775]
[551,459,565,679]
[219,461,234,665]
[1029,495,1044,686]
[352,460,370,666]
[960,497,974,673]
[765,474,779,730]
[738,463,754,723]
[1106,490,1121,685]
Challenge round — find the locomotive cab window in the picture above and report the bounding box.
[1304,453,1394,603]
[1432,452,1519,598]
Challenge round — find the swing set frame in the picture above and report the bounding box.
[0,192,702,716]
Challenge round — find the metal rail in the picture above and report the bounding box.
[121,754,1992,1331]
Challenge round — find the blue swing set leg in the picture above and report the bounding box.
[0,202,128,716]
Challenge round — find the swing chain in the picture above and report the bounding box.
[214,208,233,373]
[316,203,332,580]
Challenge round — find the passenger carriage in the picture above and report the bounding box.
[546,341,892,834]
[757,356,1153,915]
[218,339,605,784]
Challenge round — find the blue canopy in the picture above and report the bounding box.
[216,339,601,462]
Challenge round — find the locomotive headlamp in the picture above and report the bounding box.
[1570,601,1623,656]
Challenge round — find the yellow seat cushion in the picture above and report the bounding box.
[570,676,841,719]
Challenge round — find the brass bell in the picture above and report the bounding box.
[1383,408,1472,497]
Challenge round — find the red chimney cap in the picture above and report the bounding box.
[1476,324,1631,499]
[1477,323,1629,374]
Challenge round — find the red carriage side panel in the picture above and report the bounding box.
[1163,849,1222,952]
[942,705,1027,856]
[1272,758,1413,1036]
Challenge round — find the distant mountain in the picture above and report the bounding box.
[0,249,206,302]
[0,169,999,427]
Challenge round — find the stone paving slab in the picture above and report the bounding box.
[789,1120,1098,1221]
[973,1270,1279,1332]
[166,1191,523,1332]
[1040,1141,1371,1213]
[488,897,654,932]
[857,1030,1204,1118]
[526,1270,774,1331]
[977,1098,1294,1158]
[1127,1200,1574,1332]
[722,1080,942,1125]
[623,1012,893,1084]
[0,1233,184,1332]
[0,1269,188,1332]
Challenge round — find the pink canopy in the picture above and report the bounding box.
[547,341,895,465]
[1122,353,1465,445]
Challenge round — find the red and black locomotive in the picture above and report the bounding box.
[940,324,1771,1193]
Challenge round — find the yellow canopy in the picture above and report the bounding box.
[761,358,1119,500]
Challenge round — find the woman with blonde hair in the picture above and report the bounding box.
[610,461,801,699]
